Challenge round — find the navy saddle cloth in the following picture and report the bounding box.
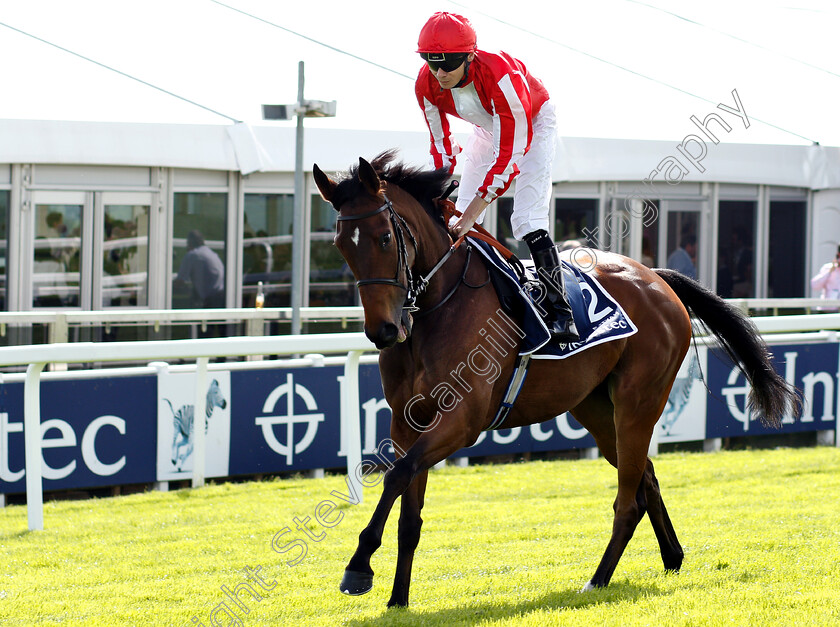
[469,238,637,358]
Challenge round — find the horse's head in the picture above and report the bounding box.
[314,156,421,350]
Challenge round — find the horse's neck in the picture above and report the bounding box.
[395,195,451,272]
[416,225,460,274]
[402,200,469,308]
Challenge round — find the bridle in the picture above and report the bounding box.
[336,193,465,313]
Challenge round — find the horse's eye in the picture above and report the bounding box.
[380,232,392,249]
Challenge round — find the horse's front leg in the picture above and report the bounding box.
[387,469,428,608]
[340,415,470,601]
[340,452,416,596]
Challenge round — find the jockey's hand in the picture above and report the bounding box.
[447,195,490,240]
[448,213,478,239]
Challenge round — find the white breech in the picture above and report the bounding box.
[455,101,556,241]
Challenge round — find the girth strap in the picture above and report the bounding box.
[486,353,532,431]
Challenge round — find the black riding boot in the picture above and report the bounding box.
[524,231,579,343]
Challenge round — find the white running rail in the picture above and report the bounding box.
[4,311,840,531]
[0,333,375,531]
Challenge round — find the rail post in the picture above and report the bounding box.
[342,350,364,503]
[24,362,46,531]
[192,357,209,488]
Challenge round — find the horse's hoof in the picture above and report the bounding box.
[580,580,596,592]
[340,570,373,595]
[664,552,684,572]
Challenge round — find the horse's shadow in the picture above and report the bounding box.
[0,529,30,542]
[346,582,661,626]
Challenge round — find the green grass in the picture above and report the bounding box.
[2,447,839,626]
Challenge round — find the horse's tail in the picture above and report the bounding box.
[655,268,800,427]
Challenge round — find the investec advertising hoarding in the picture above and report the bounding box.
[1,340,837,494]
[706,342,839,437]
[0,377,157,491]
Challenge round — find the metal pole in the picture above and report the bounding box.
[291,61,306,336]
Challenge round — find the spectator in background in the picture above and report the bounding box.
[44,211,77,268]
[641,236,655,268]
[175,230,225,308]
[730,226,753,297]
[667,234,697,280]
[811,244,840,311]
[716,256,733,298]
[45,211,68,238]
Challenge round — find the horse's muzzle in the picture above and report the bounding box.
[367,311,413,350]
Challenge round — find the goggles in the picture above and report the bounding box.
[421,52,468,73]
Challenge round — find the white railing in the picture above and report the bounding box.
[4,308,840,532]
[0,307,365,326]
[0,307,366,348]
[732,312,840,334]
[0,298,836,354]
[0,333,375,531]
[727,298,840,315]
[0,298,838,343]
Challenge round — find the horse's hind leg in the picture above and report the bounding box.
[569,390,645,588]
[574,384,684,588]
[642,459,683,572]
[572,382,675,589]
[583,420,652,590]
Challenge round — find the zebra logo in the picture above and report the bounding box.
[164,379,228,471]
[660,353,699,435]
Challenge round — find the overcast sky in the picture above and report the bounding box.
[1,0,838,146]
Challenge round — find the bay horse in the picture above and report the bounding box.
[312,151,799,608]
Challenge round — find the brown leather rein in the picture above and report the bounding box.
[336,181,524,313]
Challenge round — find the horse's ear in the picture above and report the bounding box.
[313,164,337,206]
[357,157,382,197]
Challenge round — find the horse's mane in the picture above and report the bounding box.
[332,149,451,227]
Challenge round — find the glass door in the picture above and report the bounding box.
[31,191,87,308]
[243,193,294,307]
[29,191,154,310]
[661,200,703,283]
[98,192,151,308]
[0,190,9,310]
[605,197,632,256]
[768,200,806,297]
[717,200,756,298]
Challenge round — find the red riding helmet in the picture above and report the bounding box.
[417,12,477,53]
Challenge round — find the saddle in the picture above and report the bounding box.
[437,195,637,358]
[470,238,638,359]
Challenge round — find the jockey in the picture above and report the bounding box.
[415,11,579,342]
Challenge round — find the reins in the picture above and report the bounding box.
[336,180,524,314]
[436,189,527,281]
